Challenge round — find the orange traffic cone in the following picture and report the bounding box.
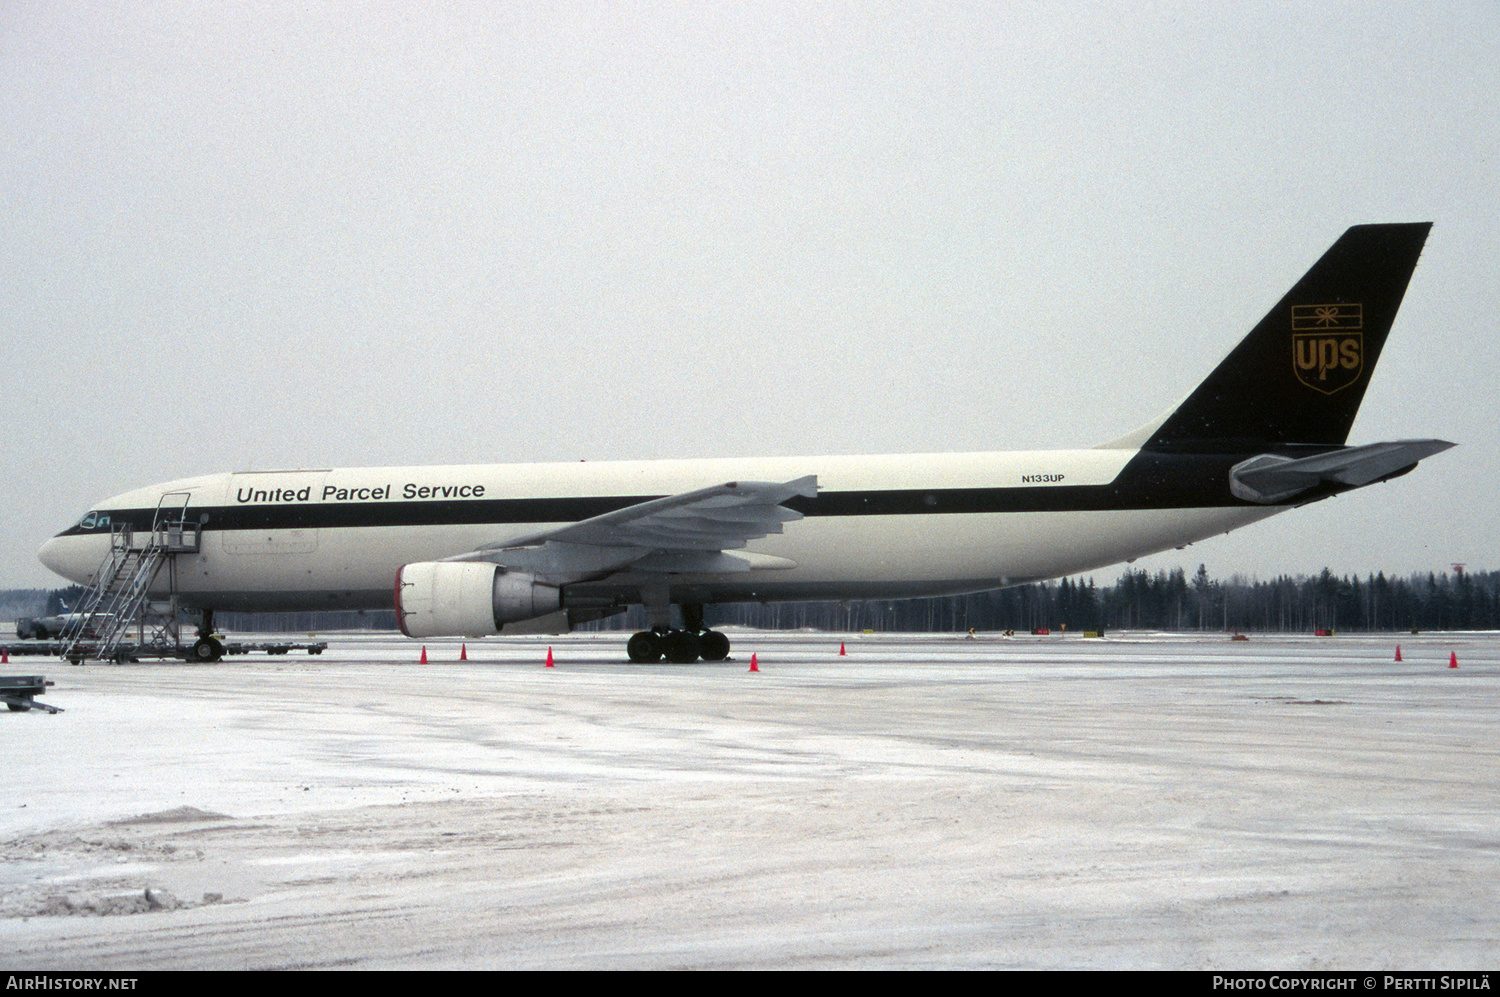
[748,653,759,672]
[839,641,846,656]
[1395,645,1402,662]
[420,646,428,664]
[1449,651,1458,669]
[546,646,555,668]
[1,649,8,664]
[460,643,468,661]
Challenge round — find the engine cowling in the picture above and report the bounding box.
[394,562,561,638]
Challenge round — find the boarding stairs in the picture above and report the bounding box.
[60,492,201,663]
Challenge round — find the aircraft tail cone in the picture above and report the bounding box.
[1395,644,1402,662]
[420,646,427,664]
[839,642,846,656]
[1449,651,1459,669]
[460,643,468,661]
[546,646,554,668]
[749,653,758,672]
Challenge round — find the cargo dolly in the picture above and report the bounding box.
[2,639,327,664]
[1,675,63,713]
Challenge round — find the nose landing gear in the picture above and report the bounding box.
[190,609,224,663]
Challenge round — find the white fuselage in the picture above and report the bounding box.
[35,224,1445,638]
[39,448,1283,613]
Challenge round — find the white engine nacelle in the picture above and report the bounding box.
[395,561,562,638]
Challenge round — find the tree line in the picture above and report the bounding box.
[10,566,1497,635]
[687,566,1500,634]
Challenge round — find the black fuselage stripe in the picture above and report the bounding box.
[57,451,1343,538]
[60,488,1249,536]
[68,487,1134,534]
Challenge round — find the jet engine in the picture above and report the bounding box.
[395,561,561,638]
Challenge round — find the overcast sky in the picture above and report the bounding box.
[3,1,1497,592]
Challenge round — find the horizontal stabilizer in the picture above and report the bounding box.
[1229,440,1455,504]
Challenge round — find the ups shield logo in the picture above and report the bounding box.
[1292,303,1363,394]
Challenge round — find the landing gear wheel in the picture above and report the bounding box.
[627,631,663,663]
[699,630,731,661]
[190,636,224,663]
[663,631,702,664]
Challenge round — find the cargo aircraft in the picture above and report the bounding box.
[39,223,1452,662]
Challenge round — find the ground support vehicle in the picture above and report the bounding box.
[1,675,62,713]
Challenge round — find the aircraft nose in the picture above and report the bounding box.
[38,533,94,584]
[38,535,66,575]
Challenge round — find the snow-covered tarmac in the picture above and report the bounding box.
[2,629,1497,970]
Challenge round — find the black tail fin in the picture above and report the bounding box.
[1139,222,1431,451]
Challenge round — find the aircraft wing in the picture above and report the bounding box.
[445,475,818,579]
[1229,440,1455,505]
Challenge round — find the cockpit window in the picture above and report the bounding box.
[78,511,111,530]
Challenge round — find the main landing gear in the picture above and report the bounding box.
[625,599,731,663]
[626,628,731,664]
